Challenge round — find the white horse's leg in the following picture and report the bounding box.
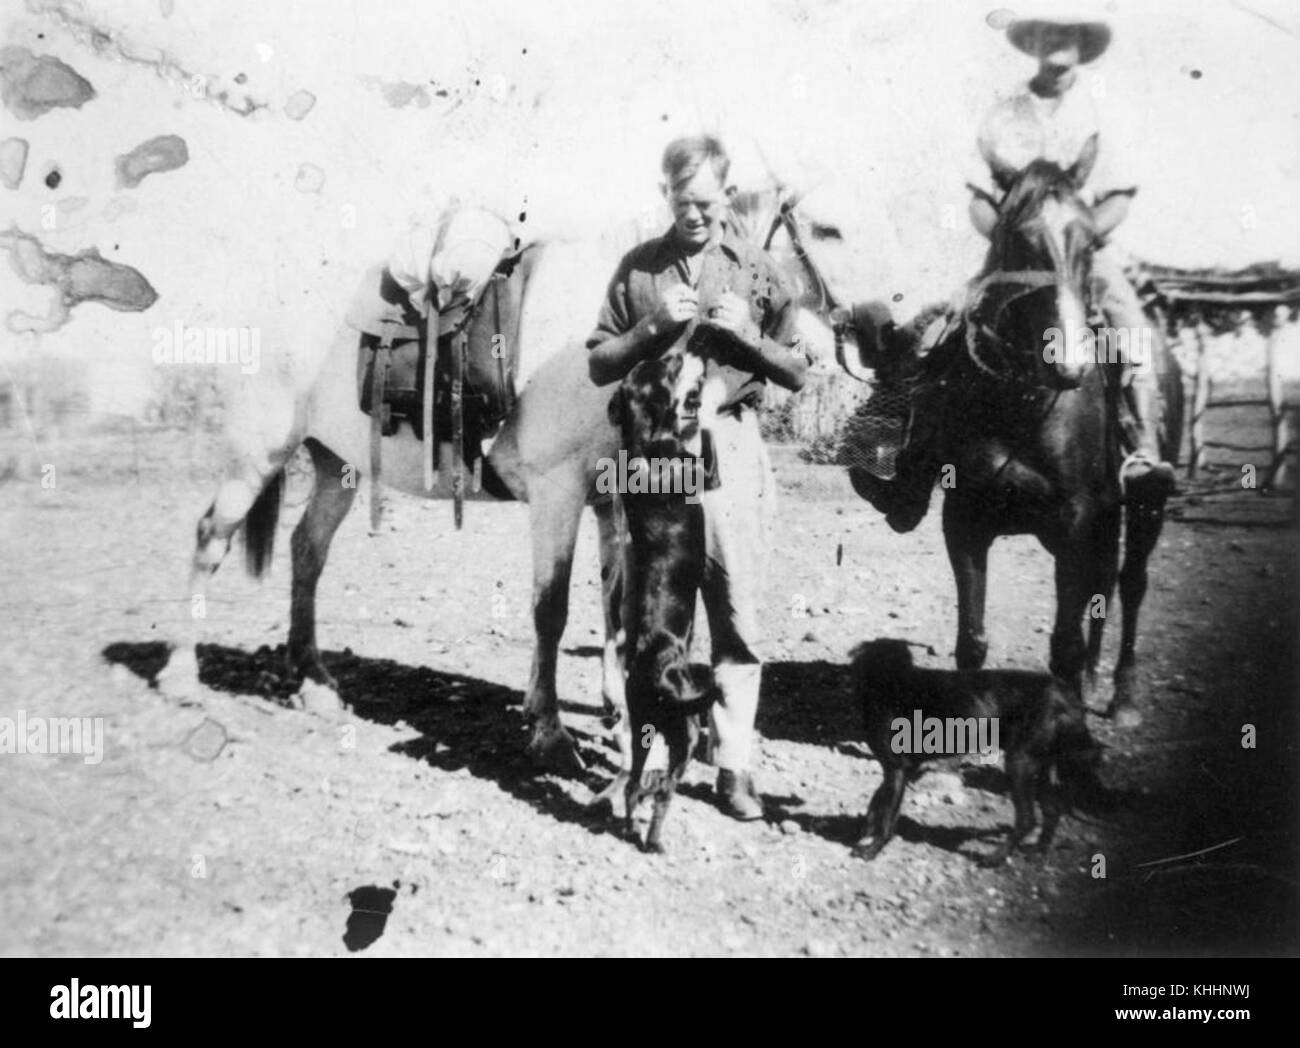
[594,496,627,718]
[157,373,303,699]
[523,470,589,776]
[156,457,290,699]
[287,438,357,689]
[588,495,631,809]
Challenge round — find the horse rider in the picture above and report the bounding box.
[855,11,1177,533]
[587,135,810,820]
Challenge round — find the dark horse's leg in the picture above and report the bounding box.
[1045,499,1122,697]
[1044,516,1097,693]
[943,496,993,670]
[1111,500,1166,727]
[287,439,357,690]
[1084,505,1122,705]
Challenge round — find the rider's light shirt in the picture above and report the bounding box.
[974,77,1135,202]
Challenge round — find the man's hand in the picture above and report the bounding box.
[699,290,761,368]
[703,291,759,346]
[645,283,699,334]
[590,283,697,386]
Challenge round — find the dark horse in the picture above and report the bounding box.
[920,135,1174,725]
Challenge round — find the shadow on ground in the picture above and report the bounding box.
[102,640,626,841]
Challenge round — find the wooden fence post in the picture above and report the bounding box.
[1189,323,1210,479]
[1265,314,1292,489]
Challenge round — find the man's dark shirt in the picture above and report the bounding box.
[586,221,800,411]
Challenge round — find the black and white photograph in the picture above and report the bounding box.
[1,0,1297,977]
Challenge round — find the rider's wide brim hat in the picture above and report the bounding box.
[1007,16,1112,64]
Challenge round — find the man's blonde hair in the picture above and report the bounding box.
[661,135,730,191]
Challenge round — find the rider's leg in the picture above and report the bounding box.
[1093,253,1176,501]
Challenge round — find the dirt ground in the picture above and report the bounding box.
[1,425,1297,957]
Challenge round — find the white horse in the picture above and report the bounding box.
[157,190,846,777]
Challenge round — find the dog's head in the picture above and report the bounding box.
[849,638,920,688]
[608,350,708,462]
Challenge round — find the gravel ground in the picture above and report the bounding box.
[0,431,1296,957]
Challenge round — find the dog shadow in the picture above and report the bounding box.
[102,640,627,839]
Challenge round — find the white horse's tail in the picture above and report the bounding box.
[244,468,285,579]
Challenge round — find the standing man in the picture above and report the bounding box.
[857,12,1176,532]
[588,136,809,820]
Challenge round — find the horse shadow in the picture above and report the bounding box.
[101,640,627,840]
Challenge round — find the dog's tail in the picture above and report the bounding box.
[1055,720,1120,816]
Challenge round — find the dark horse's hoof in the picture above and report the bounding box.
[848,469,931,533]
[851,837,886,861]
[977,850,1011,869]
[849,468,897,511]
[1107,667,1144,728]
[525,722,587,777]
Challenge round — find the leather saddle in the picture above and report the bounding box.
[347,245,536,528]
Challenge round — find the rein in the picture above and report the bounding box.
[963,268,1064,382]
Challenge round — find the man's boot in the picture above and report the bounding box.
[715,769,764,821]
[1120,363,1177,503]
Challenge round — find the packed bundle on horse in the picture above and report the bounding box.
[345,206,534,527]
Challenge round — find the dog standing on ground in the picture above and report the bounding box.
[850,639,1109,866]
[607,350,717,852]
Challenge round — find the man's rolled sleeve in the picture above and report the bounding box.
[587,255,635,350]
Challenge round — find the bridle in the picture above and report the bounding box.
[751,190,861,369]
[962,268,1068,383]
[964,183,1101,386]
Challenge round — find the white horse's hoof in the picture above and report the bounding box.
[294,679,345,717]
[526,724,587,777]
[156,647,203,702]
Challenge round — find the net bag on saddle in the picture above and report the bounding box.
[834,304,950,481]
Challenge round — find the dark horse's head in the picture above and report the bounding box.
[967,134,1130,388]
